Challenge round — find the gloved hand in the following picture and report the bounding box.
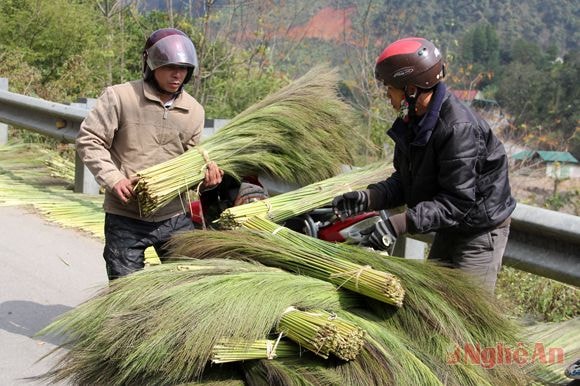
[368,212,408,251]
[369,219,397,250]
[332,190,369,219]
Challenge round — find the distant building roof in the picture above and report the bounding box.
[512,150,579,163]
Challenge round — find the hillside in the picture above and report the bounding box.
[1,0,576,156]
[196,0,578,156]
[152,0,578,55]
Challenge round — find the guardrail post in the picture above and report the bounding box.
[0,78,8,145]
[202,118,230,139]
[72,98,100,195]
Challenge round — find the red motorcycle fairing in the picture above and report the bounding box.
[318,212,381,242]
[190,200,204,225]
[189,198,386,250]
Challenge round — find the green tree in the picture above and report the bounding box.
[0,0,104,85]
[138,10,289,118]
[496,47,579,154]
[458,23,499,84]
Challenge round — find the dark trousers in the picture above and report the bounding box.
[428,224,510,294]
[103,213,194,280]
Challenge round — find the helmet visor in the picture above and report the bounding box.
[146,34,198,71]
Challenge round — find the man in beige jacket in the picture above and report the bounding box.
[76,28,222,280]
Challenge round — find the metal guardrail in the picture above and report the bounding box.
[505,204,580,286]
[0,80,579,286]
[0,84,229,194]
[0,88,86,143]
[403,204,580,287]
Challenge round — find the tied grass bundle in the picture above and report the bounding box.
[218,162,392,228]
[169,217,405,307]
[211,338,299,364]
[276,307,365,361]
[135,65,357,216]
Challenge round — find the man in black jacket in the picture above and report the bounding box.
[333,37,516,293]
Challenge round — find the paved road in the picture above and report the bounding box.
[0,206,107,385]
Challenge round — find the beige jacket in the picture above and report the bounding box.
[76,80,204,221]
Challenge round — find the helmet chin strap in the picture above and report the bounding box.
[404,87,421,122]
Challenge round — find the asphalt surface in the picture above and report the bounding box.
[0,206,107,385]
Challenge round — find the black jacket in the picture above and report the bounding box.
[368,83,516,234]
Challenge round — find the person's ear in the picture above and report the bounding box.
[406,85,418,98]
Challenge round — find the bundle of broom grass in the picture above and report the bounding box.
[134,65,357,216]
[210,338,299,364]
[217,161,392,228]
[275,307,365,361]
[37,258,530,385]
[37,260,354,385]
[170,217,405,307]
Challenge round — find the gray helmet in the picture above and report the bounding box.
[375,37,445,90]
[143,28,198,84]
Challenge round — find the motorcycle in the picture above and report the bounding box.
[189,176,393,253]
[282,207,394,253]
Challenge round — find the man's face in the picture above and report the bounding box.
[154,64,189,93]
[385,85,406,111]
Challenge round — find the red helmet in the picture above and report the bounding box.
[143,28,198,85]
[375,37,445,90]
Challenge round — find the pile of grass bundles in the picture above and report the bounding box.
[37,260,355,385]
[38,259,530,385]
[171,217,405,307]
[218,161,392,228]
[169,225,532,383]
[134,65,357,216]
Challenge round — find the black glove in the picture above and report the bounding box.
[332,190,369,219]
[369,219,397,250]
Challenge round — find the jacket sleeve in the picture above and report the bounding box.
[366,148,406,210]
[184,104,205,150]
[366,170,405,210]
[75,87,126,190]
[407,122,479,233]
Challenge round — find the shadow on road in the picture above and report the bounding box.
[0,300,72,345]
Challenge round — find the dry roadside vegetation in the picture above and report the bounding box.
[510,172,579,216]
[495,162,579,323]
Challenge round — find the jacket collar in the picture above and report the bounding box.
[142,80,191,111]
[387,82,447,148]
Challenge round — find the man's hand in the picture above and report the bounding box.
[201,161,224,190]
[368,219,397,250]
[368,212,407,250]
[113,177,139,204]
[332,190,369,219]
